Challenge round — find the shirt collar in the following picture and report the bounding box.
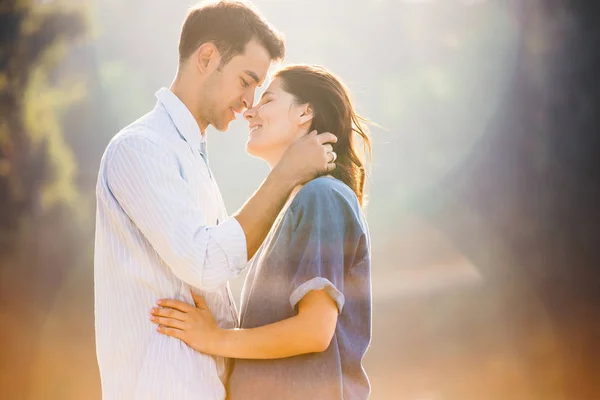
[155,87,205,152]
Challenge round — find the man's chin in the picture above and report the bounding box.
[212,120,231,132]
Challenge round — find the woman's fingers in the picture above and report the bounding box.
[150,307,187,322]
[156,298,194,313]
[190,291,208,310]
[156,325,186,341]
[150,315,187,330]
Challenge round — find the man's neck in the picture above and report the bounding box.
[170,77,209,133]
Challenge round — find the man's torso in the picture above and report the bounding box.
[94,102,237,400]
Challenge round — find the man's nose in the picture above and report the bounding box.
[242,89,255,110]
[243,107,255,121]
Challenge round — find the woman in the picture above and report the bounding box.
[150,64,372,399]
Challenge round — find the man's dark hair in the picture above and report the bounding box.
[178,1,285,67]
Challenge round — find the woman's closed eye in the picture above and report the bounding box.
[241,78,250,88]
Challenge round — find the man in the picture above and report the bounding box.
[94,1,337,399]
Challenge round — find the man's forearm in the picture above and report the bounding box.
[233,168,297,259]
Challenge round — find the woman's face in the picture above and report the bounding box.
[243,77,312,167]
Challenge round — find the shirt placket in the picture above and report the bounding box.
[198,142,220,224]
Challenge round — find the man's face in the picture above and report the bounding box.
[200,40,271,131]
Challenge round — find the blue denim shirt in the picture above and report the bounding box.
[227,176,372,400]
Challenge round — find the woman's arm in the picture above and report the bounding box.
[151,290,339,359]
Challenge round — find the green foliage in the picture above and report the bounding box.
[0,1,87,243]
[24,48,86,209]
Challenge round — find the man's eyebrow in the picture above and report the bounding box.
[260,91,274,99]
[244,70,260,84]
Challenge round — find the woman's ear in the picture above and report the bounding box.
[298,103,314,126]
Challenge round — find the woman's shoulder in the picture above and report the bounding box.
[291,176,360,212]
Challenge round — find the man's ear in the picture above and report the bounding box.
[195,42,221,74]
[298,103,314,125]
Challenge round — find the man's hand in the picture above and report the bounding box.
[231,130,337,260]
[274,131,338,186]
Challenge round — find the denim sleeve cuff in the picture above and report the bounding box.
[290,277,345,314]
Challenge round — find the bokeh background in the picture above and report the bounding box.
[2,0,600,399]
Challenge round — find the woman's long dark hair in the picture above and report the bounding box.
[275,65,372,207]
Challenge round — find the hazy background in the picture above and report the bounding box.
[2,0,600,399]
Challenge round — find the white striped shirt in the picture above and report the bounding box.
[94,88,247,400]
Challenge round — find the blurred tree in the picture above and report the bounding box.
[0,0,87,254]
[0,2,90,398]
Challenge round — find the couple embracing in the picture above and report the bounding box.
[94,1,372,399]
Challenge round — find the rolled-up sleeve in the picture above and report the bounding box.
[105,135,247,291]
[287,183,362,314]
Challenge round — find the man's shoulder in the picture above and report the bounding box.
[109,126,160,150]
[105,107,176,155]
